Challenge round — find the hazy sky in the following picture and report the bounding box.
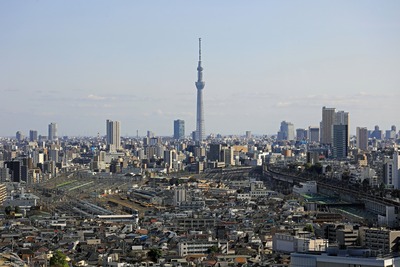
[1,1,399,137]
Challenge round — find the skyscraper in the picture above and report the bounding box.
[174,119,185,140]
[320,107,336,145]
[195,38,205,142]
[48,122,58,141]
[106,120,121,151]
[29,130,38,142]
[333,124,348,159]
[356,127,368,151]
[16,131,24,142]
[308,126,320,143]
[277,121,295,141]
[296,128,307,141]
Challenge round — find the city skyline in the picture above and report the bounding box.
[0,1,399,136]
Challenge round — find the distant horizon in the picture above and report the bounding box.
[0,121,396,140]
[1,1,399,136]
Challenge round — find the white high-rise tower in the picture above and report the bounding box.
[195,38,205,142]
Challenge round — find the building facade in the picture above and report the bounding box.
[320,107,336,145]
[333,124,348,159]
[277,121,295,141]
[356,127,369,151]
[48,122,58,141]
[106,120,121,151]
[174,119,185,140]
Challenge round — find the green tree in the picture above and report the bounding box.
[147,247,162,262]
[50,250,68,267]
[4,206,12,215]
[14,206,21,214]
[303,224,314,233]
[207,245,219,254]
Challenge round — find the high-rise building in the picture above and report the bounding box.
[208,144,222,162]
[331,109,349,159]
[356,127,368,151]
[277,121,295,141]
[333,124,348,159]
[174,120,185,140]
[147,131,155,138]
[385,125,397,140]
[370,125,382,140]
[335,110,350,147]
[320,107,336,145]
[106,120,121,151]
[29,130,38,142]
[383,149,400,189]
[16,131,24,142]
[5,160,21,183]
[296,128,307,141]
[308,126,320,143]
[48,122,58,141]
[195,38,205,142]
[245,131,252,139]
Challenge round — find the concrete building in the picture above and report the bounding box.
[48,122,58,141]
[273,232,327,253]
[278,121,295,141]
[356,127,368,151]
[173,188,187,206]
[385,125,397,140]
[320,107,336,145]
[208,144,222,162]
[245,131,252,139]
[361,228,400,254]
[383,149,400,189]
[16,131,24,142]
[178,239,228,256]
[296,128,307,141]
[324,224,358,247]
[3,192,40,209]
[332,124,348,159]
[308,126,320,143]
[29,130,38,142]
[371,125,383,140]
[293,181,317,195]
[106,120,121,151]
[221,146,234,166]
[5,160,22,183]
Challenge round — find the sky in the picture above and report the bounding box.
[0,1,399,137]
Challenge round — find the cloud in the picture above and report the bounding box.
[87,94,107,100]
[276,101,292,107]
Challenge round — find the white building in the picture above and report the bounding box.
[178,239,228,256]
[293,181,317,195]
[273,233,327,253]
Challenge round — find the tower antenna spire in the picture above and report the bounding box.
[199,38,202,61]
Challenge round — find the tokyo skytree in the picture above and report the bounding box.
[195,38,205,142]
